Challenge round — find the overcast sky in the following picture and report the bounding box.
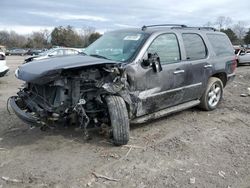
[1,0,250,34]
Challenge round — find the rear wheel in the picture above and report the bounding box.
[199,77,223,111]
[105,95,129,146]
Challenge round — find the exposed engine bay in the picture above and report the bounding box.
[13,64,135,136]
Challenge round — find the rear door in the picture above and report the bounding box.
[180,33,209,101]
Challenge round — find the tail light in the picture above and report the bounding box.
[0,54,6,60]
[232,56,237,72]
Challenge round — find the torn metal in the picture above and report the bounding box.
[10,59,140,135]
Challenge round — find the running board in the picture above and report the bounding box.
[131,100,200,124]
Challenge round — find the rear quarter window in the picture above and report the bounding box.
[206,34,234,56]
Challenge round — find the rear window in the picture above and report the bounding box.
[207,34,234,56]
[182,33,207,60]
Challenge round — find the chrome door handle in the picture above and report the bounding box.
[173,70,185,74]
[204,64,213,68]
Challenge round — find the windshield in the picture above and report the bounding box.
[84,31,149,62]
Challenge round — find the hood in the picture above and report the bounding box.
[17,55,119,84]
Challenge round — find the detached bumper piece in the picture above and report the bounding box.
[9,96,40,126]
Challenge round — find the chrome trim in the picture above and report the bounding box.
[173,70,185,74]
[139,82,202,99]
[204,64,213,68]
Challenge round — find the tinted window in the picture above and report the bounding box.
[182,33,207,60]
[207,34,234,56]
[148,34,180,64]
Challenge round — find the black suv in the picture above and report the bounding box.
[10,24,236,145]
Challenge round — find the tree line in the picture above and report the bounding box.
[1,18,250,49]
[0,25,101,49]
[204,16,250,45]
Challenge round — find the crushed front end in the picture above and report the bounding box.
[10,62,133,135]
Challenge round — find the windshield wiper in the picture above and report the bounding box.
[89,54,109,60]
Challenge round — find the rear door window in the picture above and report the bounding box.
[207,34,234,56]
[182,33,207,60]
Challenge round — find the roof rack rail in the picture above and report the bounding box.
[141,24,187,31]
[172,26,217,31]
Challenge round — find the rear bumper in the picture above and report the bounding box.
[9,96,40,126]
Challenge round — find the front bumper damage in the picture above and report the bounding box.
[9,96,40,126]
[9,63,138,130]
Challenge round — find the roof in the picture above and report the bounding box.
[108,24,220,35]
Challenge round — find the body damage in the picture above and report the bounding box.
[13,56,138,133]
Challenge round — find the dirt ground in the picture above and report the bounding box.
[0,56,249,188]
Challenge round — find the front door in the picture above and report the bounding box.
[127,33,190,117]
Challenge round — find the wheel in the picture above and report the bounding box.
[105,95,129,146]
[199,77,223,111]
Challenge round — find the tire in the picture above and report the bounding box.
[199,77,223,111]
[105,95,129,146]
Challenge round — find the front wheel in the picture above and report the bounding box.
[199,77,223,111]
[105,95,129,146]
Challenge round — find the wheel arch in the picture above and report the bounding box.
[212,72,227,87]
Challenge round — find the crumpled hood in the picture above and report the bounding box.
[17,55,118,84]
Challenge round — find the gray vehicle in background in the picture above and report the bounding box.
[8,48,28,56]
[24,48,82,63]
[10,24,236,145]
[237,49,250,66]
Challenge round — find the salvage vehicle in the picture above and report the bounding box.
[0,52,9,77]
[10,24,236,145]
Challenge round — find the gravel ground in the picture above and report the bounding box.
[0,56,249,188]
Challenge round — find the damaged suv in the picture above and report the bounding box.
[10,24,236,145]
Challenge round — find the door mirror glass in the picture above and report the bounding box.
[142,52,162,72]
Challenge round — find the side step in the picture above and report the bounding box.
[131,100,200,124]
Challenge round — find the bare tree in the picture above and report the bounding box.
[0,31,10,47]
[0,30,27,48]
[203,21,214,27]
[224,17,232,28]
[215,16,232,30]
[9,31,27,48]
[233,21,246,40]
[42,29,51,45]
[80,27,96,47]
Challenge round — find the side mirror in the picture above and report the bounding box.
[142,52,162,73]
